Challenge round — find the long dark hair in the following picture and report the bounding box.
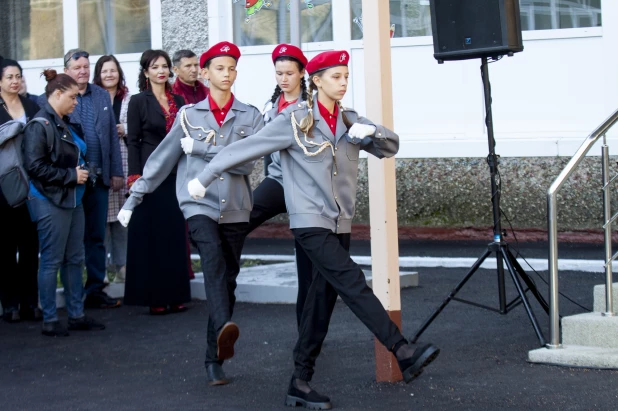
[138,49,174,92]
[93,55,128,100]
[0,59,23,78]
[41,69,78,98]
[270,56,307,104]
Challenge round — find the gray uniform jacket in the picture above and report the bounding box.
[123,98,264,223]
[262,96,305,186]
[197,100,399,234]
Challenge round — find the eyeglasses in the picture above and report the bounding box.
[64,51,90,66]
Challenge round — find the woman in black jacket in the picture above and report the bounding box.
[23,69,105,336]
[0,59,40,323]
[124,50,191,314]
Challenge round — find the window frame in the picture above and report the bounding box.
[14,0,161,66]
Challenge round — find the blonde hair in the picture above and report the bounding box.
[299,72,352,138]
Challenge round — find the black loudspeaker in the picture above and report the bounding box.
[430,0,523,62]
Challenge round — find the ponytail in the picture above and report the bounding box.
[337,100,353,132]
[270,85,282,104]
[299,78,316,138]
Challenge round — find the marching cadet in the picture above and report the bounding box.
[186,50,440,410]
[117,41,263,387]
[245,43,314,328]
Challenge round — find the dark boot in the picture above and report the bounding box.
[285,378,332,410]
[67,316,106,331]
[206,363,229,386]
[395,342,440,383]
[42,321,69,337]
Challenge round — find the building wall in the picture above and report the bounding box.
[160,0,209,56]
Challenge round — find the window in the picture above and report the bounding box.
[350,0,601,40]
[519,0,601,30]
[350,0,431,40]
[232,0,333,47]
[0,0,64,60]
[78,0,151,55]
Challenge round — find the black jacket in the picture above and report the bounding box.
[126,90,185,176]
[0,94,40,125]
[22,103,85,208]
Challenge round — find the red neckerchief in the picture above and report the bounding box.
[317,100,338,136]
[208,93,235,127]
[160,90,179,134]
[277,96,298,113]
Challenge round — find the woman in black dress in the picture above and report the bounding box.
[125,50,190,314]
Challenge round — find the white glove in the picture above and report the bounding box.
[348,123,376,139]
[180,137,194,154]
[188,178,207,199]
[117,209,133,227]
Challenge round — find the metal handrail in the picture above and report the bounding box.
[547,108,618,348]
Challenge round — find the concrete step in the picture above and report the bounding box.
[49,263,418,308]
[190,262,419,304]
[528,345,618,369]
[593,282,618,314]
[562,312,618,349]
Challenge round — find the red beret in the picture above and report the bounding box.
[200,41,241,68]
[271,44,308,68]
[306,50,350,76]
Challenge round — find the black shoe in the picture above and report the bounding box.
[206,363,230,386]
[68,316,106,331]
[396,343,440,383]
[42,321,69,337]
[2,309,21,323]
[217,322,240,360]
[285,378,332,410]
[20,307,43,322]
[84,292,121,309]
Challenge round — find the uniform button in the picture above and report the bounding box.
[221,199,226,203]
[337,224,340,228]
[220,215,224,219]
[220,134,224,138]
[335,147,338,151]
[334,172,337,176]
[240,130,244,134]
[198,133,202,137]
[378,132,382,136]
[63,135,66,138]
[334,196,337,199]
[297,104,302,107]
[219,177,224,181]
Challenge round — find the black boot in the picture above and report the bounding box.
[285,378,332,410]
[395,342,440,383]
[206,363,229,386]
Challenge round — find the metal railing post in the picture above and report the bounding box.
[601,136,616,317]
[546,108,618,348]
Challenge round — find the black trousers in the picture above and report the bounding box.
[187,215,248,367]
[0,203,39,312]
[247,177,313,327]
[292,227,406,382]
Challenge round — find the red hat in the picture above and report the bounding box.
[271,44,308,68]
[306,50,350,76]
[200,41,241,68]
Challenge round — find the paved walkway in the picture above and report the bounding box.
[1,259,616,410]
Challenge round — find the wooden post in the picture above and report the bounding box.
[360,0,402,383]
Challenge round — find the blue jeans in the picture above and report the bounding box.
[83,182,109,295]
[27,198,85,322]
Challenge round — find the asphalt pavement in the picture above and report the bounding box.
[1,239,616,411]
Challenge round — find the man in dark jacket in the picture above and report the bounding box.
[62,48,123,308]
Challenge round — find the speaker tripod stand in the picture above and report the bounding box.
[410,57,548,347]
